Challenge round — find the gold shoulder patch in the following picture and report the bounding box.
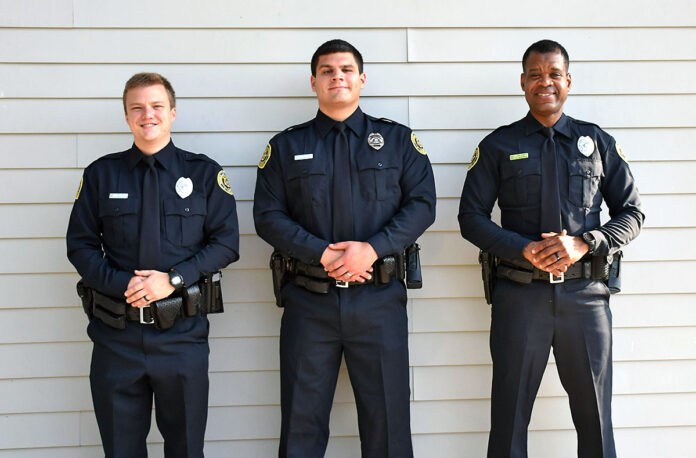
[616,144,628,163]
[411,132,427,155]
[217,170,234,196]
[468,146,480,170]
[75,175,83,200]
[258,143,271,169]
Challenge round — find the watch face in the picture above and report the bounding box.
[170,272,183,287]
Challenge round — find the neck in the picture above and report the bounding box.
[530,111,562,128]
[135,137,170,155]
[318,102,359,122]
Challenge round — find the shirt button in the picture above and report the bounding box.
[586,170,591,176]
[185,208,190,212]
[377,162,383,167]
[114,208,120,212]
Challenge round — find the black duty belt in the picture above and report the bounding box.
[290,255,401,294]
[496,257,608,285]
[77,272,224,330]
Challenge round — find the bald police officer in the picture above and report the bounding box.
[458,40,644,457]
[67,73,239,457]
[254,39,436,457]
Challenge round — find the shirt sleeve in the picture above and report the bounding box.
[458,141,534,260]
[172,165,240,286]
[366,130,437,257]
[591,138,645,256]
[66,165,133,298]
[253,139,329,264]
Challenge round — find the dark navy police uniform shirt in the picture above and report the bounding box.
[67,140,240,298]
[254,107,436,263]
[459,112,644,260]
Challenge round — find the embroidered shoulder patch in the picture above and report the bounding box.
[411,132,427,155]
[468,146,480,170]
[258,143,271,169]
[217,170,234,196]
[75,175,83,200]
[616,144,628,163]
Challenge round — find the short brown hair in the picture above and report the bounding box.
[122,72,176,112]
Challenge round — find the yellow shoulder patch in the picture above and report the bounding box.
[616,144,628,163]
[411,132,427,155]
[217,170,234,196]
[258,143,272,169]
[468,146,480,170]
[75,175,83,200]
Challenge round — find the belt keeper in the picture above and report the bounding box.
[583,261,592,279]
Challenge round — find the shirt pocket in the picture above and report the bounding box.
[499,157,541,208]
[164,196,207,246]
[98,198,139,248]
[356,155,400,201]
[285,160,328,225]
[568,159,603,208]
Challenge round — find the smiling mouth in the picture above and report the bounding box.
[141,123,158,127]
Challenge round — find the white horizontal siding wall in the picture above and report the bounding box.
[0,0,694,456]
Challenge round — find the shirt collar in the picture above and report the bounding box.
[314,107,365,138]
[522,111,571,139]
[126,140,177,170]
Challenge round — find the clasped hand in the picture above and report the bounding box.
[321,241,379,283]
[124,270,175,308]
[522,229,590,277]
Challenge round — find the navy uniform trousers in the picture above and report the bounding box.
[488,278,615,458]
[87,315,210,458]
[279,280,412,458]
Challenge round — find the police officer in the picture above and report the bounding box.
[66,73,239,458]
[253,39,436,457]
[458,40,644,458]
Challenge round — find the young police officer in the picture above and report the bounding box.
[254,40,436,457]
[459,40,644,457]
[66,73,239,458]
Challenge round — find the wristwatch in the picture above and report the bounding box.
[581,232,597,255]
[168,269,185,290]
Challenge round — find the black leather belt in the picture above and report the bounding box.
[496,258,607,284]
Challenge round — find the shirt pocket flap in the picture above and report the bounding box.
[164,197,207,217]
[98,198,138,217]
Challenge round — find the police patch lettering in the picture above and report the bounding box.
[75,176,83,200]
[217,170,234,196]
[411,132,427,155]
[468,146,480,170]
[258,143,271,169]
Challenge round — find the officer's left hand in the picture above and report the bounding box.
[324,241,378,282]
[124,270,175,308]
[524,229,589,275]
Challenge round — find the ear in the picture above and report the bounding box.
[566,73,572,91]
[520,73,526,92]
[359,72,366,89]
[170,106,177,121]
[310,75,317,93]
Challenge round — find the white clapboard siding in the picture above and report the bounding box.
[1,0,695,456]
[5,62,696,98]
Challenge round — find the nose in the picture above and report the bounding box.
[144,106,155,117]
[332,71,344,81]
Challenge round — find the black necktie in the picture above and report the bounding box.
[332,122,353,242]
[139,155,161,268]
[540,127,562,233]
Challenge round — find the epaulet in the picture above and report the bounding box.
[281,119,313,133]
[92,150,128,164]
[180,149,217,164]
[366,114,402,126]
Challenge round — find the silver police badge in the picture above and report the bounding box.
[577,136,595,157]
[368,133,384,150]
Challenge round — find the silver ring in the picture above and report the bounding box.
[143,295,150,302]
[346,272,353,277]
[554,253,560,261]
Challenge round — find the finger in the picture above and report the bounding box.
[540,232,560,239]
[328,242,349,250]
[134,269,154,276]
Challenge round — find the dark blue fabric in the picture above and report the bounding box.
[139,155,161,268]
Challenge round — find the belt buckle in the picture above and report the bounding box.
[549,272,564,284]
[335,280,350,288]
[140,305,155,324]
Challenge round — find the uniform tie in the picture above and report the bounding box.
[540,127,562,233]
[332,122,354,242]
[139,155,161,268]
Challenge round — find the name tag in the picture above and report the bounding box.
[294,154,313,161]
[509,153,528,161]
[109,193,128,199]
